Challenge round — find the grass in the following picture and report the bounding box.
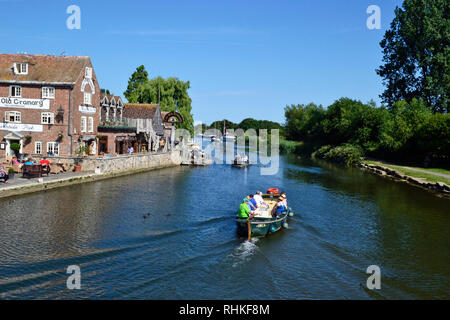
[363,160,450,185]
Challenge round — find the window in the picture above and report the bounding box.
[42,87,55,99]
[14,62,28,75]
[88,117,94,133]
[47,142,59,156]
[10,85,21,97]
[35,141,42,154]
[5,111,21,123]
[41,112,54,124]
[81,116,87,133]
[85,67,92,79]
[84,93,92,105]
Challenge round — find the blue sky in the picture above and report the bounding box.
[0,0,403,124]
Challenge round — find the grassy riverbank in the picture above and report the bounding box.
[363,160,450,186]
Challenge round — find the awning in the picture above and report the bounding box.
[115,136,126,142]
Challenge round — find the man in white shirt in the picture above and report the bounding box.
[254,191,267,208]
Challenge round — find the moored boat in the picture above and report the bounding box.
[235,192,293,238]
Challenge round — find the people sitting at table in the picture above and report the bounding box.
[0,165,9,184]
[24,158,35,165]
[11,156,23,169]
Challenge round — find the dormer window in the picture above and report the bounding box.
[14,62,28,75]
[10,85,22,97]
[85,67,92,79]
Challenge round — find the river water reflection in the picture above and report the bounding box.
[0,155,448,299]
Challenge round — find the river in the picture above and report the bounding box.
[0,154,449,299]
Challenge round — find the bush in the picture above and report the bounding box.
[10,143,20,153]
[279,140,299,154]
[313,144,362,166]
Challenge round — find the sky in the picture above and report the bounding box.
[0,0,403,124]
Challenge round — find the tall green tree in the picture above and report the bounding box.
[376,0,449,113]
[135,76,194,134]
[124,65,149,103]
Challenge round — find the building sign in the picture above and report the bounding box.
[0,97,50,110]
[79,106,96,114]
[0,123,43,132]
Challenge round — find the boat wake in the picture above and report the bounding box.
[229,239,260,268]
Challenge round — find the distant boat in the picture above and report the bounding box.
[222,134,235,142]
[222,120,235,142]
[232,154,250,167]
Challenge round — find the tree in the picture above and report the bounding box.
[134,76,194,134]
[124,65,149,103]
[376,0,449,113]
[209,119,236,133]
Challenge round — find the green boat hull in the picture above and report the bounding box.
[235,211,289,237]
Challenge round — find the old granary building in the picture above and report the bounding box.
[0,52,182,158]
[0,53,100,157]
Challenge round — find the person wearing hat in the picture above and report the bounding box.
[243,195,257,211]
[280,192,287,208]
[271,197,286,217]
[239,198,255,219]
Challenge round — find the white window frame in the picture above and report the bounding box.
[47,142,59,156]
[35,141,42,154]
[5,111,21,123]
[41,112,55,125]
[81,116,87,133]
[88,116,94,133]
[15,62,28,75]
[9,85,22,97]
[84,92,92,105]
[85,67,92,79]
[42,87,55,99]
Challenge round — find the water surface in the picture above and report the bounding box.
[0,155,448,299]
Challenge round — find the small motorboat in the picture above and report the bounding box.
[235,189,293,238]
[232,154,250,167]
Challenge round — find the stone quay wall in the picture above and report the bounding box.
[33,150,183,174]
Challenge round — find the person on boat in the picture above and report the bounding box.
[254,191,268,208]
[248,194,259,209]
[271,197,286,217]
[239,199,255,219]
[280,192,287,208]
[243,195,257,211]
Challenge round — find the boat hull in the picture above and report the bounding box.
[235,211,289,237]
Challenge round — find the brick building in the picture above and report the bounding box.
[0,53,100,158]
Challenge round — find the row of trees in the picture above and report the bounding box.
[200,118,283,136]
[124,65,194,134]
[284,0,449,166]
[284,98,449,165]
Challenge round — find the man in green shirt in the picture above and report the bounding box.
[239,199,255,218]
